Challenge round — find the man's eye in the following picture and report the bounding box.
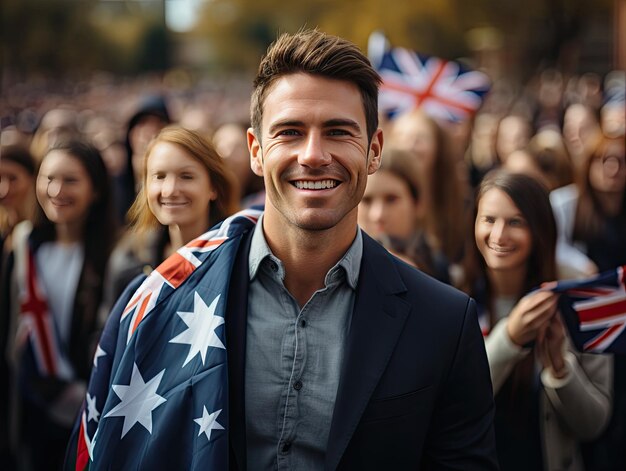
[279,129,299,136]
[328,129,350,136]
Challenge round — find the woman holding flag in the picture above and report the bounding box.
[3,140,115,470]
[461,170,612,471]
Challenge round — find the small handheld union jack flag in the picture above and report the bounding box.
[368,31,491,122]
[551,265,626,354]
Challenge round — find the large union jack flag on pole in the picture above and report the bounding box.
[550,265,626,354]
[69,208,261,470]
[368,31,491,122]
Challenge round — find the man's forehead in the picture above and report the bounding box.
[260,73,366,127]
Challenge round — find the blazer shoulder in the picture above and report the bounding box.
[393,254,471,310]
[361,232,472,320]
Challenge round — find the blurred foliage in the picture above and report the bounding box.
[0,0,617,80]
[1,0,169,78]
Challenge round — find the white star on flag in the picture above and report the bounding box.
[93,344,106,368]
[103,363,167,438]
[194,406,225,441]
[86,393,100,423]
[169,292,225,367]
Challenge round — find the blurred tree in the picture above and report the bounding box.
[189,0,615,78]
[0,0,617,81]
[1,0,172,79]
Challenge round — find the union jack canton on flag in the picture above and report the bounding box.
[551,265,626,355]
[71,208,261,470]
[368,32,491,122]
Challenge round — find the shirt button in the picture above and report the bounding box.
[269,261,278,272]
[300,319,306,328]
[293,380,303,391]
[281,442,291,453]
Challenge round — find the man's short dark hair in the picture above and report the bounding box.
[250,29,381,144]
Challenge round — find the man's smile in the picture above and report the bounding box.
[292,179,340,190]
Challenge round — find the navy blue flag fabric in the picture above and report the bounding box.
[73,208,261,470]
[550,265,626,355]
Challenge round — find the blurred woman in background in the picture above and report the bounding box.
[358,148,449,282]
[102,126,239,312]
[389,110,467,268]
[3,140,115,471]
[0,146,37,258]
[462,170,612,471]
[550,136,626,278]
[0,146,37,470]
[504,128,574,192]
[551,135,626,471]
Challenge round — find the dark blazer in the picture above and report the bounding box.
[226,230,498,470]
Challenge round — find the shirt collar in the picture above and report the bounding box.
[248,214,363,290]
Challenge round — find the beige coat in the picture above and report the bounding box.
[486,319,613,471]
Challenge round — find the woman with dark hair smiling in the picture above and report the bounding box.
[462,170,612,471]
[3,140,115,470]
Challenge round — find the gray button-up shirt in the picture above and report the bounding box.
[245,216,363,470]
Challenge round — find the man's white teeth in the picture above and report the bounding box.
[294,180,337,190]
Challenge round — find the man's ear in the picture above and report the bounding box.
[367,129,384,175]
[247,128,264,177]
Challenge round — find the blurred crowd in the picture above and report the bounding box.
[0,63,625,471]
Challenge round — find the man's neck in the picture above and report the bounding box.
[262,213,358,308]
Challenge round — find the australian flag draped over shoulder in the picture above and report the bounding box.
[73,208,261,470]
[368,31,490,121]
[551,265,626,354]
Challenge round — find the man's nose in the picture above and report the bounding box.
[298,132,331,168]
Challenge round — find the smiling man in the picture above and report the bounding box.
[231,30,498,470]
[65,29,498,471]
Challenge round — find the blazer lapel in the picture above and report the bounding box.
[226,230,253,471]
[325,234,411,470]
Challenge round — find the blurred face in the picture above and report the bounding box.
[248,73,382,234]
[130,115,168,181]
[391,114,436,174]
[563,104,600,160]
[0,160,33,211]
[496,116,530,162]
[213,124,251,189]
[359,169,417,240]
[588,140,626,194]
[504,150,550,189]
[146,142,215,233]
[36,150,95,226]
[475,188,532,274]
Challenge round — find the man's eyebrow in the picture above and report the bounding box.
[323,119,361,132]
[268,120,305,135]
[267,118,362,135]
